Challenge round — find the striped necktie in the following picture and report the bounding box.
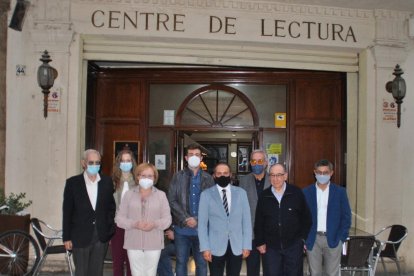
[222,189,229,216]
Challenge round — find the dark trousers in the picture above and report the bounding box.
[245,240,267,276]
[209,242,243,276]
[111,226,131,276]
[72,241,108,276]
[263,240,304,276]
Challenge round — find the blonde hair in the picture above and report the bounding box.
[134,163,159,184]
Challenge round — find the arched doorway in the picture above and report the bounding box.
[174,84,260,176]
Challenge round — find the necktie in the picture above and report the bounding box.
[222,189,229,216]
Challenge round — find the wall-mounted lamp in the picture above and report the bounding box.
[385,64,406,128]
[37,50,58,118]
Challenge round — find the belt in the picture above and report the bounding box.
[317,231,327,236]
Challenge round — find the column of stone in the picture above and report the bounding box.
[0,0,10,194]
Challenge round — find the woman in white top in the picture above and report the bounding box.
[111,149,137,276]
[116,163,172,276]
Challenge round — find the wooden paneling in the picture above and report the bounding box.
[290,76,345,188]
[97,79,142,119]
[87,66,345,188]
[295,79,342,121]
[92,75,145,175]
[292,126,342,188]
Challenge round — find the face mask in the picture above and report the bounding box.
[120,162,133,172]
[214,176,231,188]
[251,165,264,175]
[87,165,100,175]
[315,174,330,184]
[188,155,201,168]
[139,178,154,189]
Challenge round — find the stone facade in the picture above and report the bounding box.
[4,0,414,271]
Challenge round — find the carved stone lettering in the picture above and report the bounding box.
[260,18,357,42]
[91,10,186,31]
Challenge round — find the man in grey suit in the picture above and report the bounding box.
[239,149,271,276]
[198,163,252,276]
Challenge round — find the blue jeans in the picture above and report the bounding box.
[174,232,207,276]
[157,242,176,276]
[263,240,304,276]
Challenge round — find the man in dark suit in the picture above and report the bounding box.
[303,159,351,276]
[239,149,271,276]
[63,149,116,276]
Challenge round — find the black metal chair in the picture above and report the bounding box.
[374,224,408,275]
[30,218,74,276]
[340,235,377,276]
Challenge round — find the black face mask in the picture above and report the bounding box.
[214,176,231,188]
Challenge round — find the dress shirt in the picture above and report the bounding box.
[271,182,286,203]
[83,171,100,210]
[316,182,330,232]
[217,184,231,213]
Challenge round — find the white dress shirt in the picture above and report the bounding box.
[316,182,330,232]
[83,171,101,210]
[271,182,286,203]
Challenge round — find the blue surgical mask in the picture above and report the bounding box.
[251,165,264,175]
[120,162,133,172]
[87,165,100,175]
[315,174,330,184]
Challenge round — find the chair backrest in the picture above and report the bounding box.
[381,224,407,258]
[31,218,47,251]
[341,235,376,268]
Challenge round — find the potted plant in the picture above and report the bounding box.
[0,189,32,234]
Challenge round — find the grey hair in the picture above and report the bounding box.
[269,163,287,173]
[83,149,101,161]
[250,149,268,162]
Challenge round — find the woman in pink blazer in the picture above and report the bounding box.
[116,163,172,276]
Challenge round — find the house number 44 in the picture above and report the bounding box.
[16,65,26,76]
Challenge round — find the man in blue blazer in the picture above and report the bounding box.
[198,163,252,276]
[303,159,351,276]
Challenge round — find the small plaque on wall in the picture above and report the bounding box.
[113,141,139,163]
[163,110,175,125]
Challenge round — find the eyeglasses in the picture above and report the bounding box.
[250,159,265,165]
[269,173,286,178]
[315,170,331,176]
[187,153,202,157]
[87,161,101,165]
[139,174,155,179]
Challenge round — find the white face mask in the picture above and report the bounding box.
[188,155,201,168]
[139,178,154,189]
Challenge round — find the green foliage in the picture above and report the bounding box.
[0,189,32,215]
